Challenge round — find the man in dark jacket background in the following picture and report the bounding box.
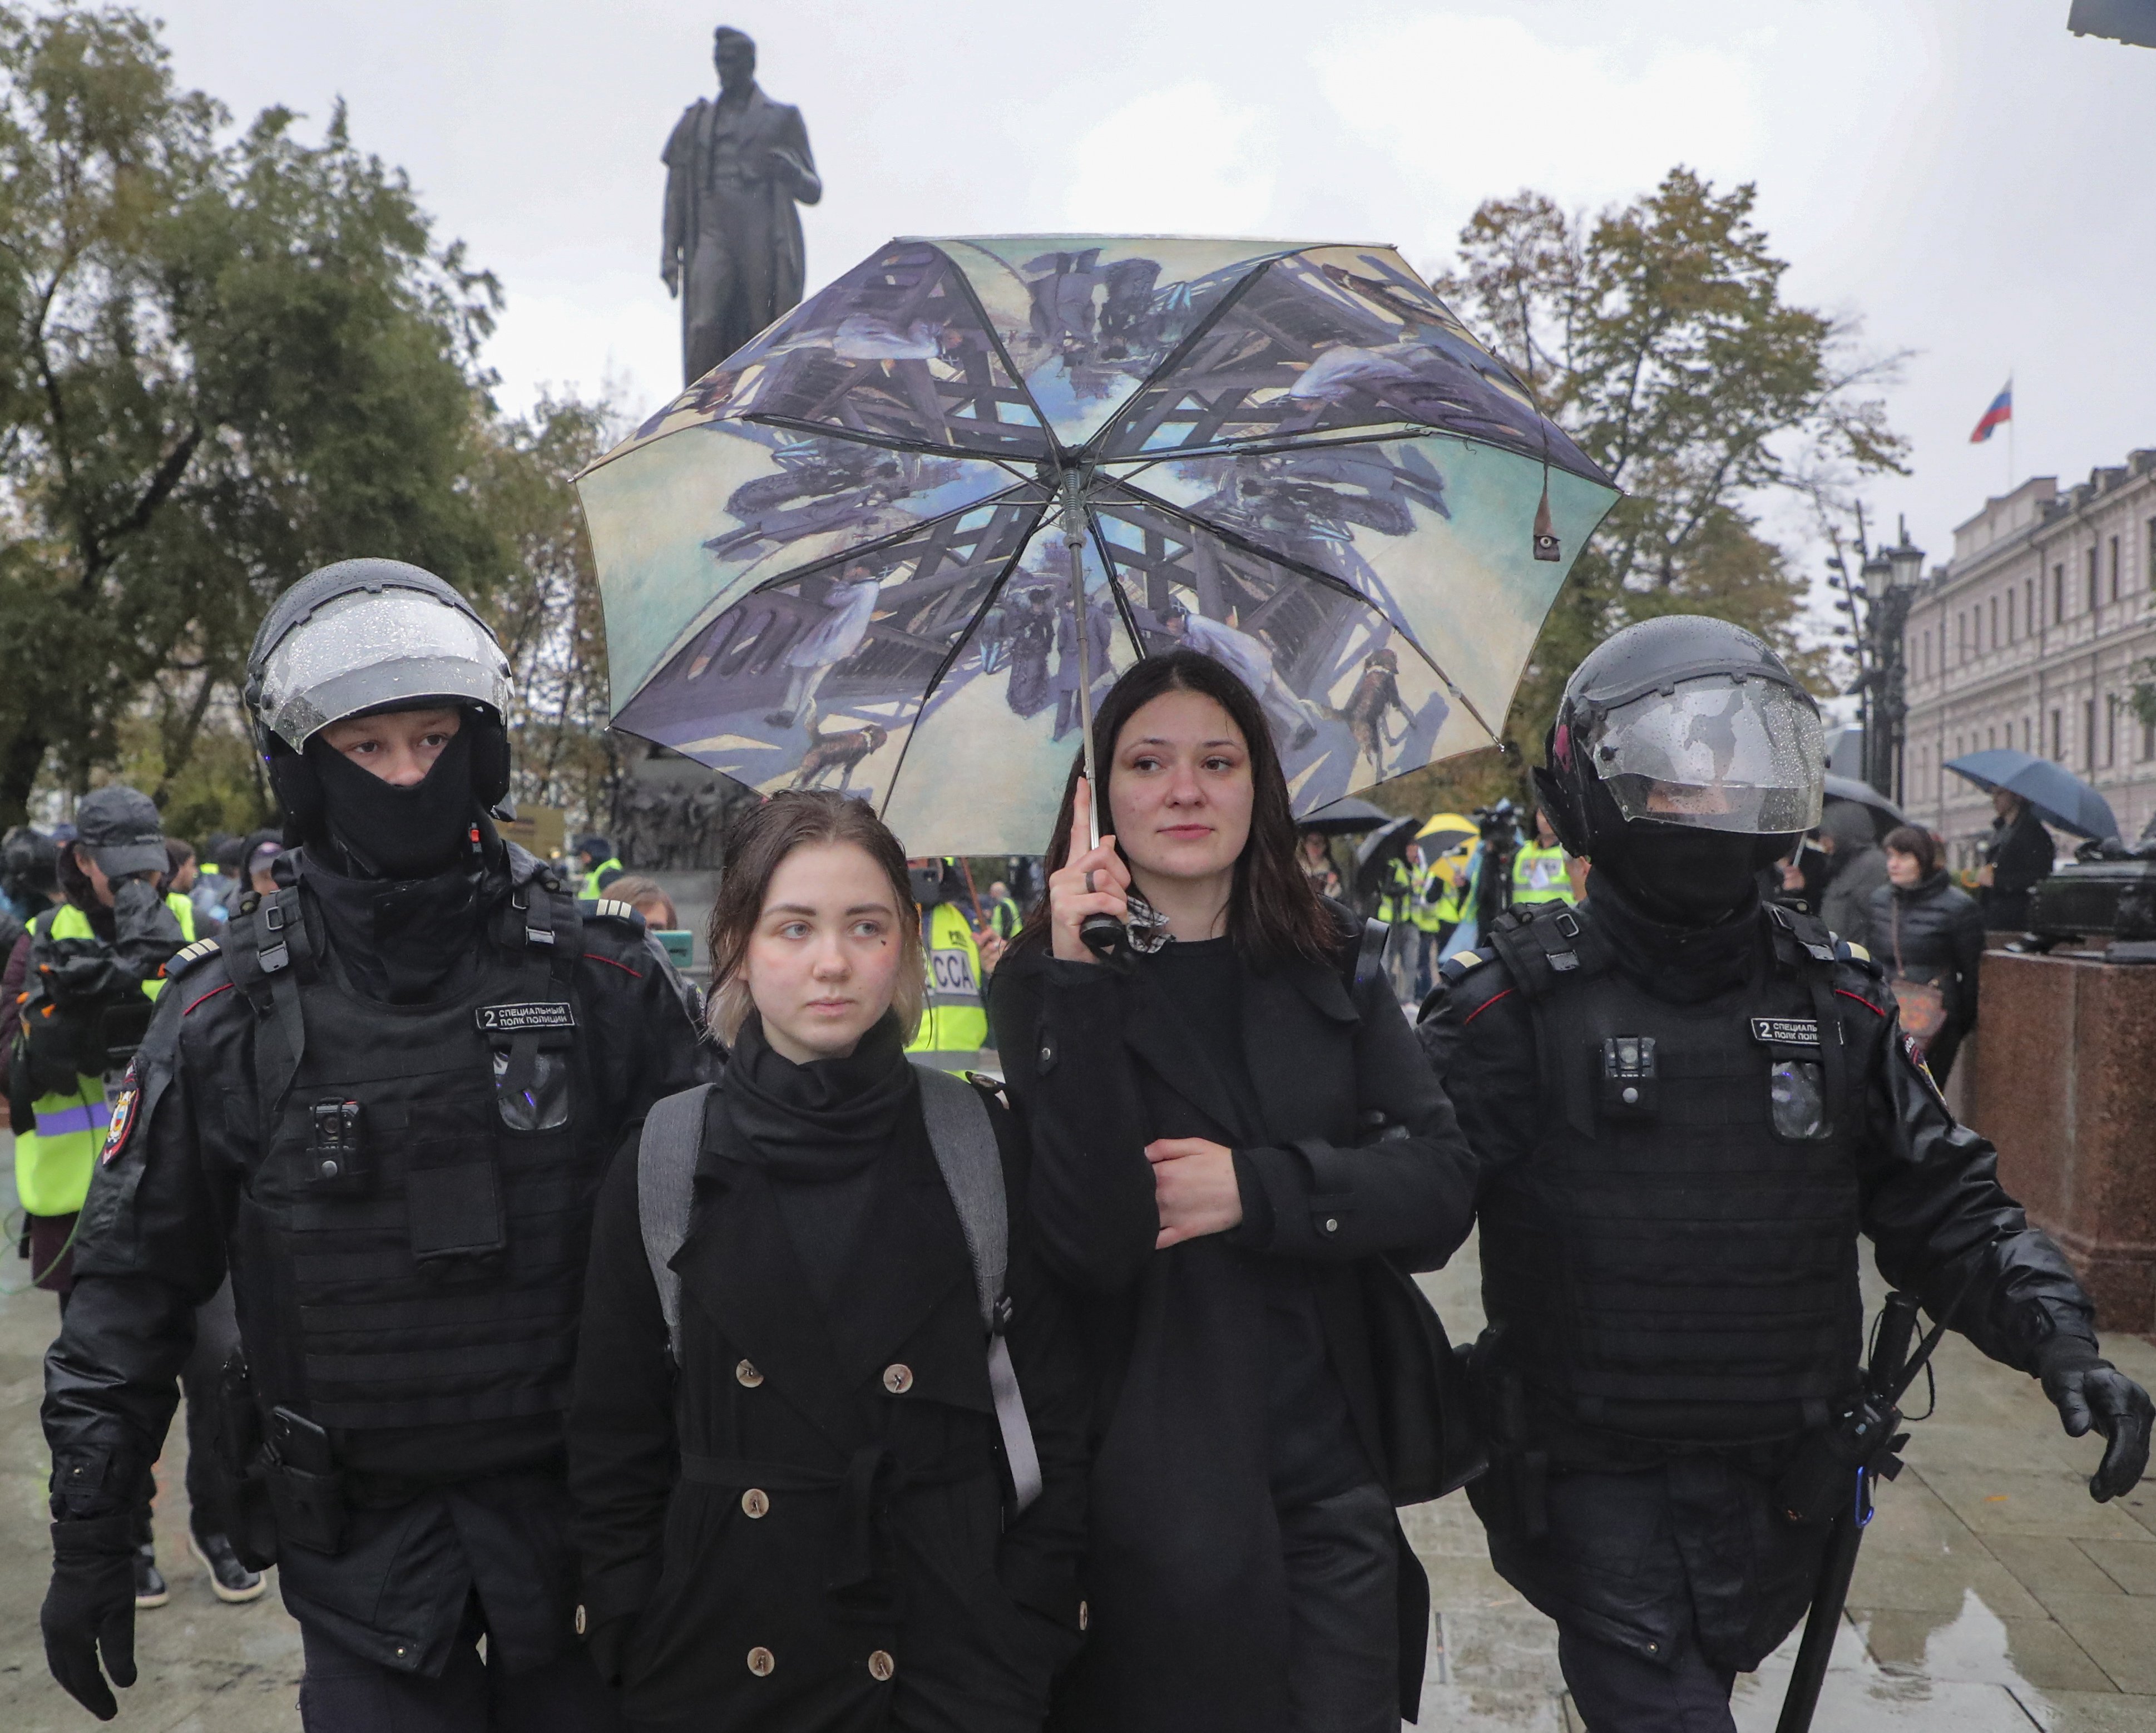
[39,560,705,1729]
[1815,799,1890,954]
[1977,790,2055,931]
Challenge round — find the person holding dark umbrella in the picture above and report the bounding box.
[1976,789,2054,930]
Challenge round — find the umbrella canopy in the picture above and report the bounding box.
[578,234,1618,853]
[1353,815,1421,894]
[1300,796,1393,836]
[1821,774,1905,841]
[1943,749,2119,841]
[1416,810,1477,853]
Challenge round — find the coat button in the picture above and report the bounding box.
[573,1604,587,1636]
[735,1359,763,1388]
[1322,1217,1339,1235]
[882,1364,914,1394]
[1078,1600,1089,1631]
[746,1646,775,1676]
[868,1650,896,1681]
[741,1488,769,1519]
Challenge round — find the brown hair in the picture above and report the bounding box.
[1882,824,1939,876]
[1016,650,1339,969]
[705,791,924,1043]
[604,875,678,930]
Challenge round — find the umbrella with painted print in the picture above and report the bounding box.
[576,235,1620,855]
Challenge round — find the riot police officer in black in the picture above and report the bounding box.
[1418,615,2151,1732]
[41,560,705,1729]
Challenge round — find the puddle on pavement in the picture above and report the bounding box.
[1730,1589,2054,1731]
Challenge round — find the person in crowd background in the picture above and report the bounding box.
[988,878,1025,942]
[1976,789,2054,931]
[239,832,283,906]
[1509,807,1574,909]
[1294,830,1342,900]
[578,833,627,900]
[1407,841,1446,999]
[1872,823,1987,1084]
[568,790,1087,1732]
[598,874,709,1033]
[904,856,988,1072]
[39,560,704,1728]
[1815,799,1889,953]
[992,650,1478,1733]
[2,789,259,1612]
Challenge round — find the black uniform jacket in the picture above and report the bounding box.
[567,1080,1088,1733]
[990,923,1479,1733]
[1418,900,2098,1667]
[42,844,707,1676]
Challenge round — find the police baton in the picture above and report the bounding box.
[1774,1290,1940,1733]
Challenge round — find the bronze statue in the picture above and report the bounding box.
[661,27,822,385]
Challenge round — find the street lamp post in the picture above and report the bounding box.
[1827,512,1926,805]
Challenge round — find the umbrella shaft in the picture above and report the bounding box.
[1064,485,1102,850]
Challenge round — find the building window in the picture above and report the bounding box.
[2026,577,2035,631]
[2050,709,2062,759]
[2007,587,2016,640]
[1987,725,1997,749]
[2088,547,2100,613]
[2143,715,2155,761]
[2110,535,2122,601]
[2147,518,2156,589]
[2022,717,2031,752]
[1989,595,1999,648]
[2085,698,2097,769]
[2054,564,2065,621]
[2106,694,2117,767]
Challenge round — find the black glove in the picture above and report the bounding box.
[2039,1337,2154,1502]
[42,1513,137,1720]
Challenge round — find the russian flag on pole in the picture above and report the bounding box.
[1970,381,2013,443]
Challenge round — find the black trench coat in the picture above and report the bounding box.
[568,1083,1089,1733]
[990,928,1479,1733]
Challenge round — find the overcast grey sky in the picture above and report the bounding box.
[150,0,2154,617]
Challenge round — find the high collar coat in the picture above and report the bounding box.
[568,1084,1088,1733]
[989,925,1479,1733]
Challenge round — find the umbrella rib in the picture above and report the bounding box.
[931,243,1061,457]
[1101,479,1502,750]
[740,411,1039,483]
[1101,423,1442,478]
[1082,505,1153,665]
[873,498,1054,832]
[724,483,1042,606]
[1084,256,1284,463]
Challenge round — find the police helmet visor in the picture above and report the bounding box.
[1589,675,1824,835]
[256,588,511,751]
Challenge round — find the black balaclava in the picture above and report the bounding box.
[1594,819,1778,927]
[306,727,478,881]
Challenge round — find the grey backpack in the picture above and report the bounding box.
[636,1064,1042,1513]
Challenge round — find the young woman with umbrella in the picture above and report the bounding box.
[991,651,1480,1733]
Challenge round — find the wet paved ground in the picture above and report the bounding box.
[1,1130,2150,1731]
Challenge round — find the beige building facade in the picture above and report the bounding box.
[1901,450,2156,864]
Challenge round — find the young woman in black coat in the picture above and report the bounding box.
[568,792,1089,1733]
[990,651,1480,1733]
[1870,823,1987,1083]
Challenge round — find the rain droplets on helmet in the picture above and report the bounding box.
[1588,673,1826,836]
[248,559,511,752]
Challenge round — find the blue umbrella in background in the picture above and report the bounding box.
[1942,748,2119,840]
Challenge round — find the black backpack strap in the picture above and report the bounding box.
[1764,905,1854,1135]
[1348,916,1391,998]
[224,888,313,1118]
[1481,903,1603,1138]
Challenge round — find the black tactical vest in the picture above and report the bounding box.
[221,860,599,1437]
[1475,902,1866,1444]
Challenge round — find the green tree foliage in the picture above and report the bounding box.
[0,3,505,830]
[1378,169,1906,819]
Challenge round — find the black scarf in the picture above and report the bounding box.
[301,852,482,1005]
[307,728,478,881]
[1588,870,1766,1004]
[716,1011,917,1182]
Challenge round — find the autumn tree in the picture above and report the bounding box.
[1381,168,1906,817]
[0,3,505,831]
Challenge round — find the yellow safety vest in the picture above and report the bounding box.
[904,901,988,1070]
[14,893,194,1216]
[579,857,624,900]
[1434,846,1477,926]
[1510,841,1575,907]
[1408,859,1446,934]
[1376,857,1412,923]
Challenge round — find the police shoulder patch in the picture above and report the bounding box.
[164,937,221,977]
[1833,937,1885,977]
[1437,950,1484,984]
[589,898,645,929]
[100,1067,141,1166]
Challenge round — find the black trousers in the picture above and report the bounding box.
[299,1613,624,1733]
[1279,1481,1399,1733]
[1557,1617,1737,1732]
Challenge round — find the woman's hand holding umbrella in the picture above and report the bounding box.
[1048,777,1130,963]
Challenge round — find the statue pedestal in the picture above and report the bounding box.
[1964,950,2156,1335]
